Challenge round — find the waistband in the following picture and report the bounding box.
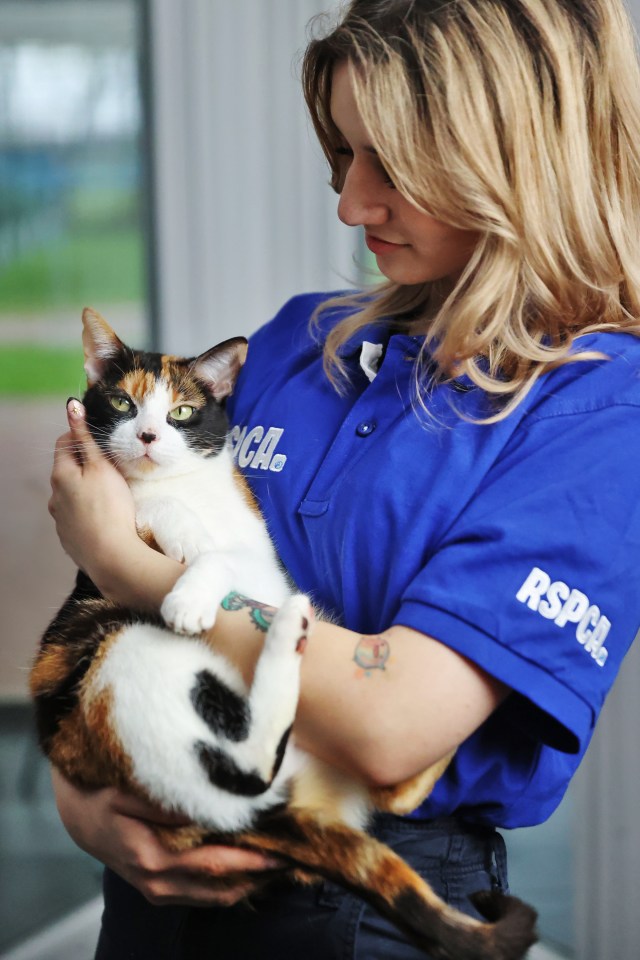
[370,813,496,838]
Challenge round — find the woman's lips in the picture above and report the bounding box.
[365,233,407,255]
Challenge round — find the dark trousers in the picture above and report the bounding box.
[94,815,509,960]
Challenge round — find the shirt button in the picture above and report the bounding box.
[356,421,376,437]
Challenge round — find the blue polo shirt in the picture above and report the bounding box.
[225,292,640,829]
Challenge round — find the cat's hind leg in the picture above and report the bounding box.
[193,595,312,788]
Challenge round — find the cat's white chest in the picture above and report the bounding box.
[131,450,259,548]
[129,448,291,630]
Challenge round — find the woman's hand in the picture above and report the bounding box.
[48,399,138,588]
[51,768,282,907]
[48,399,184,608]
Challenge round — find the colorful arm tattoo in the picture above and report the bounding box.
[353,635,390,677]
[221,592,276,633]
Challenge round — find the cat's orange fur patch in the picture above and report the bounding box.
[137,525,162,553]
[372,751,455,815]
[233,468,262,517]
[29,643,76,698]
[39,630,136,790]
[155,823,207,852]
[235,813,471,917]
[290,755,367,823]
[47,692,133,790]
[122,369,160,400]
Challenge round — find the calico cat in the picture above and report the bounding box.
[30,308,538,960]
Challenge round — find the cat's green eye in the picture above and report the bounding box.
[109,395,132,413]
[170,405,196,422]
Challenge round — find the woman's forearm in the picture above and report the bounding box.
[209,598,508,788]
[91,542,507,789]
[297,620,507,785]
[94,538,185,611]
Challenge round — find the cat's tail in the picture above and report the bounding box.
[233,809,538,960]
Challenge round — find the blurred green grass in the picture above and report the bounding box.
[0,222,143,395]
[0,345,85,397]
[0,228,143,311]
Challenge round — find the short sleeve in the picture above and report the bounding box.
[393,402,640,754]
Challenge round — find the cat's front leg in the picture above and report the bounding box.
[136,498,215,564]
[160,551,236,634]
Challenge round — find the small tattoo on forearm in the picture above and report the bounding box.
[353,635,390,676]
[221,592,276,633]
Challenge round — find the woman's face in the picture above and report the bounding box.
[330,61,478,287]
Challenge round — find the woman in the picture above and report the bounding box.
[49,1,640,956]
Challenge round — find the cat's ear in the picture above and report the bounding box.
[192,337,248,401]
[82,308,125,386]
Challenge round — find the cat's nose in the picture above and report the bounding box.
[139,431,157,444]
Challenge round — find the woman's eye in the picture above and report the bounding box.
[374,157,396,189]
[109,396,132,413]
[334,144,395,189]
[379,165,396,189]
[169,405,195,422]
[335,146,353,169]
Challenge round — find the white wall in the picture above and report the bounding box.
[148,0,358,356]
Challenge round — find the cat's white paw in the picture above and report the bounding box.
[161,530,215,565]
[267,594,314,656]
[161,582,219,635]
[136,500,214,565]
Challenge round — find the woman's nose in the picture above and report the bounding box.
[337,164,389,228]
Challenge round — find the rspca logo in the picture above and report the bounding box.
[229,424,287,472]
[516,567,610,667]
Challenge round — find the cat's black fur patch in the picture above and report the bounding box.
[195,741,271,796]
[254,806,308,843]
[83,385,136,451]
[272,724,292,779]
[172,399,228,458]
[190,671,250,742]
[392,886,448,948]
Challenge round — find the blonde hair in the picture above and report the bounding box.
[302,0,640,420]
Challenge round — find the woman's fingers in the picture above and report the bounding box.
[101,786,285,906]
[50,399,99,490]
[138,874,262,907]
[136,844,284,908]
[111,793,284,873]
[51,399,101,474]
[169,842,284,877]
[52,772,283,908]
[65,398,102,467]
[109,790,193,826]
[47,396,137,577]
